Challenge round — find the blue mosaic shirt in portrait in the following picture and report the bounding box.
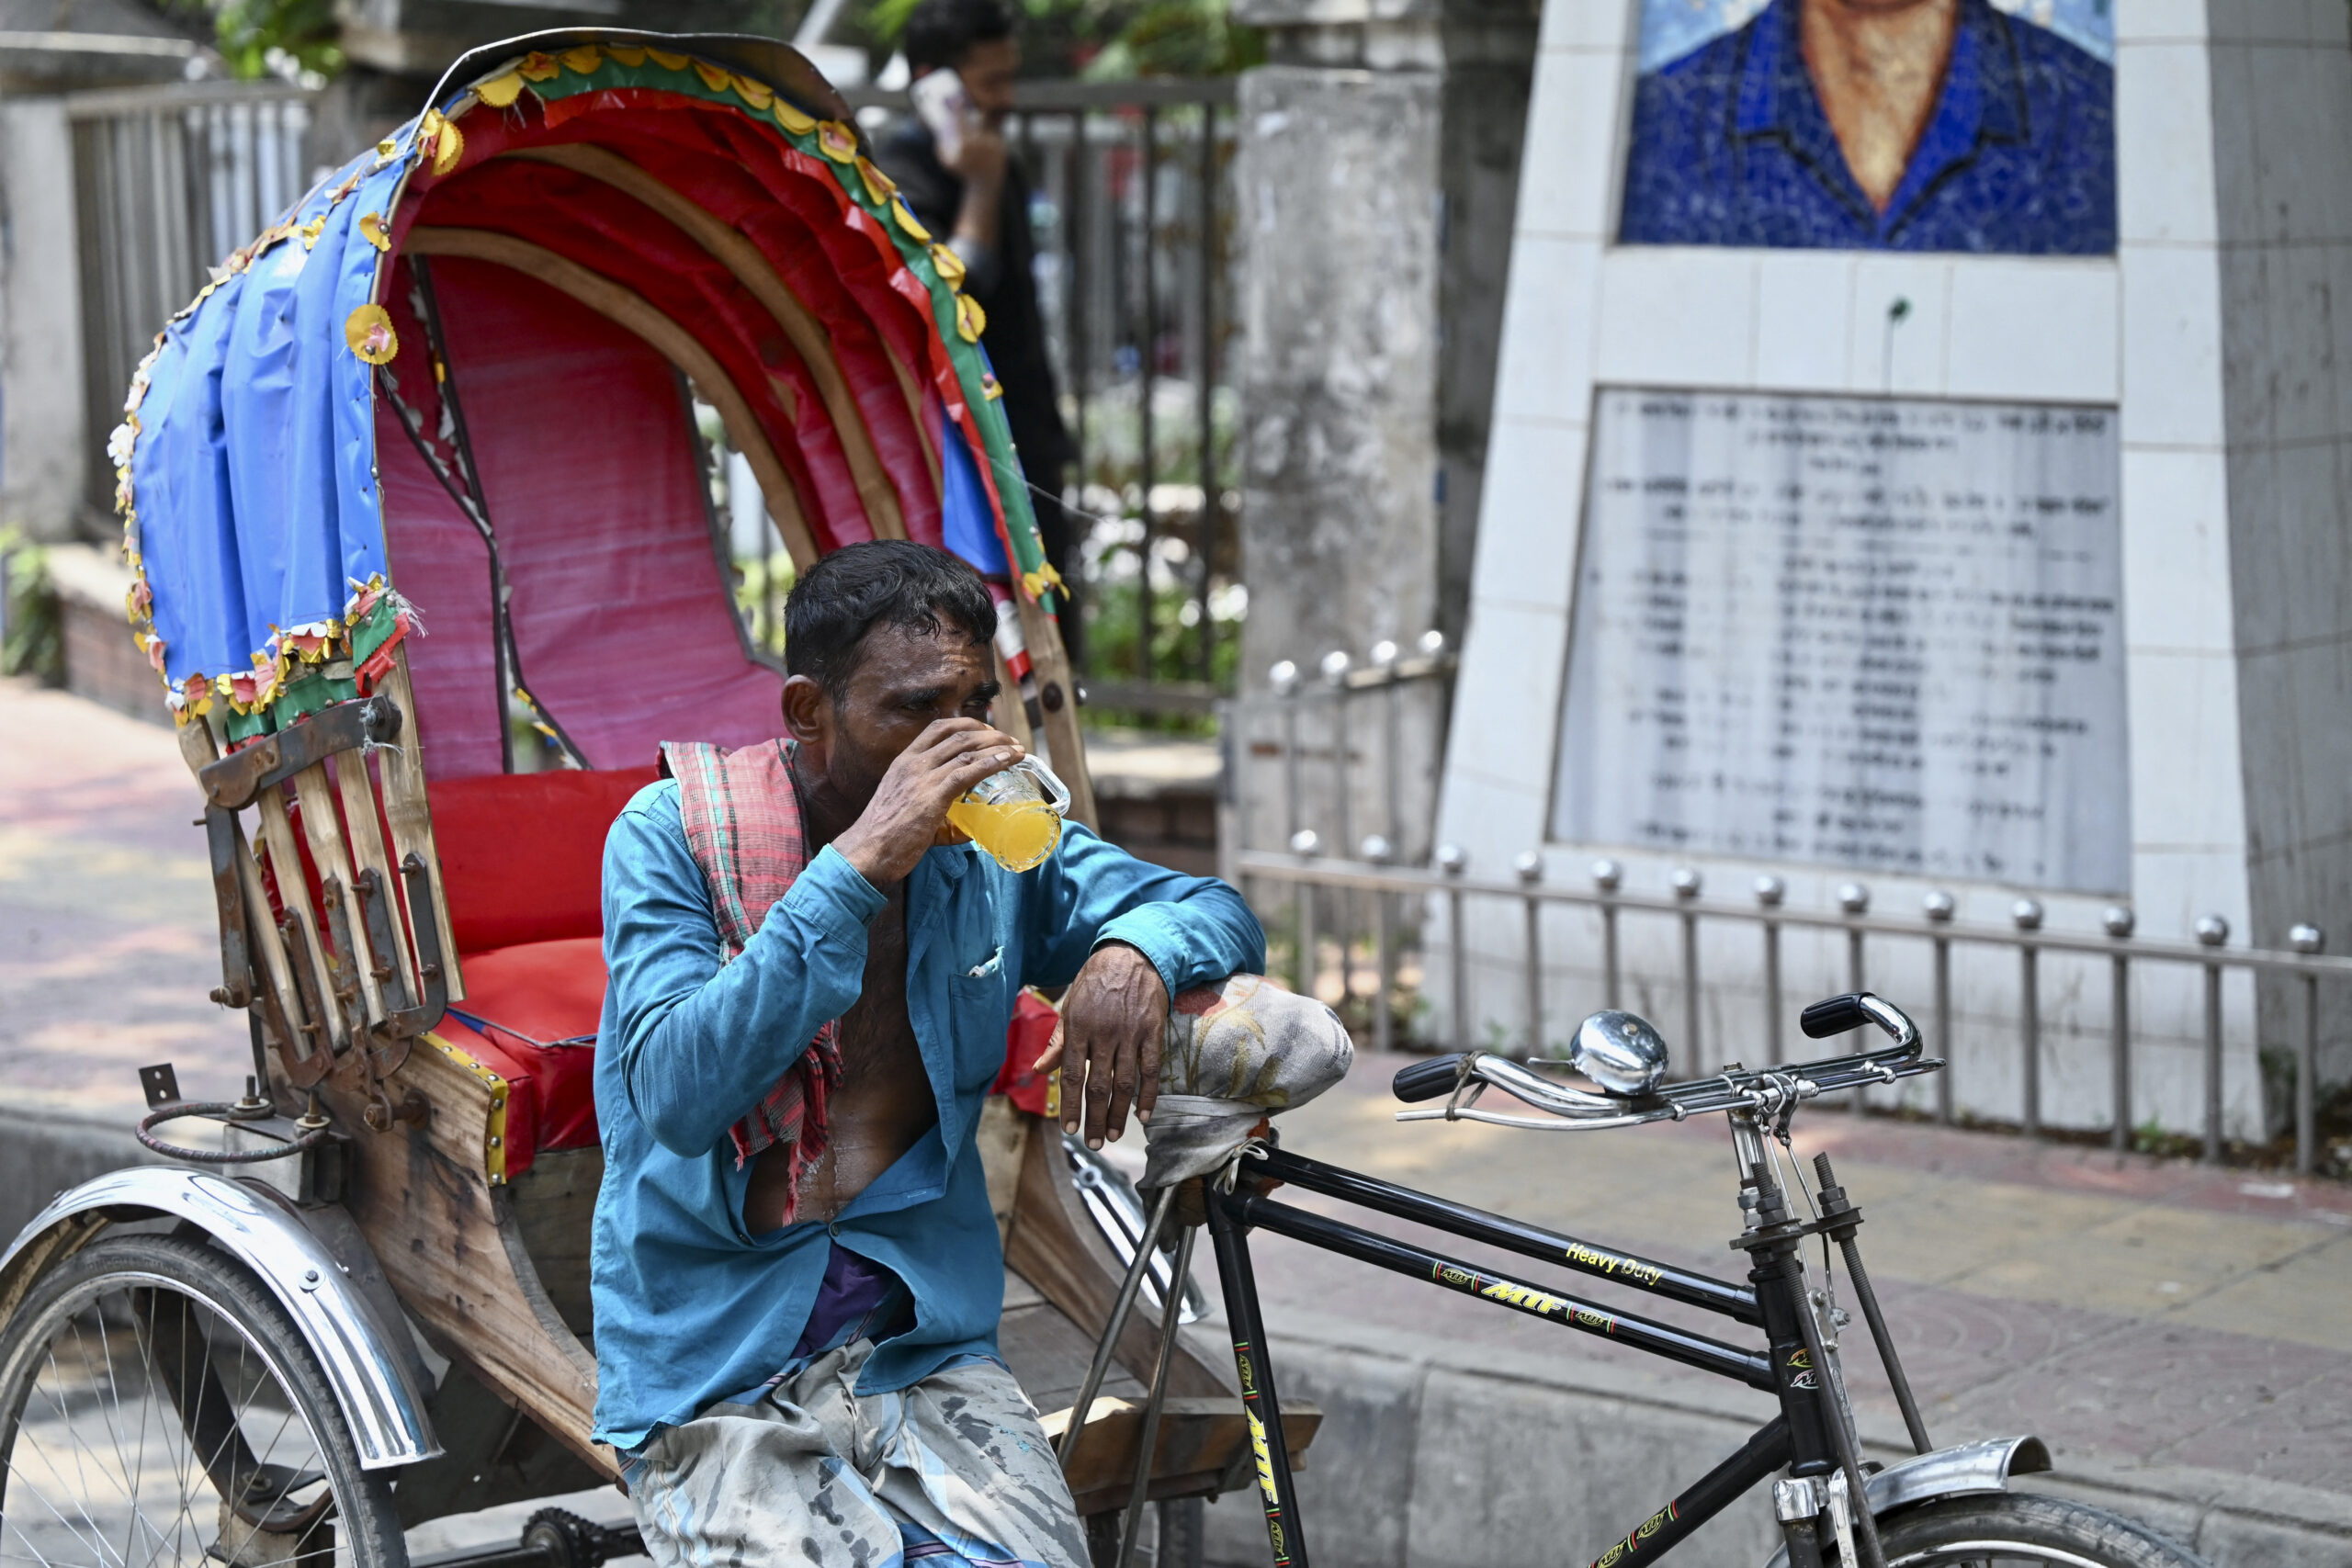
[1620,0,2115,255]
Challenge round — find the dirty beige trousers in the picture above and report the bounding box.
[628,1337,1090,1568]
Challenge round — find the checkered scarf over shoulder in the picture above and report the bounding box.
[660,739,841,1220]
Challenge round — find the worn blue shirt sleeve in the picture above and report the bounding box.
[1021,820,1265,996]
[600,782,888,1158]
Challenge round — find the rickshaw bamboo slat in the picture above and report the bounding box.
[334,750,421,1002]
[400,224,823,571]
[254,787,343,1051]
[374,652,465,1003]
[502,143,913,544]
[177,718,318,1069]
[1009,596,1098,829]
[989,646,1035,754]
[291,764,390,1030]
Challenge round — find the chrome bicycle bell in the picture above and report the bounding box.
[1569,1010,1669,1097]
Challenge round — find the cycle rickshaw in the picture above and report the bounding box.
[0,32,1302,1568]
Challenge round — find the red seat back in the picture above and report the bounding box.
[431,767,662,953]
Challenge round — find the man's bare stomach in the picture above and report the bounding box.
[742,887,933,1232]
[744,1068,935,1229]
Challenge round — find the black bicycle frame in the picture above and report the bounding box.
[1205,1145,1843,1568]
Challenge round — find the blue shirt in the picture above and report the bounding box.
[588,781,1264,1450]
[1620,0,2114,254]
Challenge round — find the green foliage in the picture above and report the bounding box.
[0,528,62,684]
[166,0,344,84]
[862,0,1261,77]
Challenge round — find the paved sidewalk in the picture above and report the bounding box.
[0,678,254,1125]
[5,677,2347,1563]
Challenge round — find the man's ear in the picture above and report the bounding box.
[781,674,830,747]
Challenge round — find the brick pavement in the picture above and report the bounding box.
[0,678,255,1122]
[1207,1054,2352,1497]
[5,674,2348,1556]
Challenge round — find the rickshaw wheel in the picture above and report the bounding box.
[0,1234,405,1568]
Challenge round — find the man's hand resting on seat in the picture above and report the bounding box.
[1034,942,1168,1149]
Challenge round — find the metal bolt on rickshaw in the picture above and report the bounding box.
[0,28,2217,1568]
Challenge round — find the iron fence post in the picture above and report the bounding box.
[2197,914,2230,1162]
[1757,876,1785,1066]
[1674,867,1703,1063]
[1290,829,1321,998]
[2014,899,2044,1140]
[1364,835,1396,1055]
[2104,906,2134,1151]
[1194,102,1220,683]
[1516,851,1544,1059]
[2291,923,2324,1176]
[1323,652,1354,1005]
[1926,892,1955,1123]
[1439,844,1468,1052]
[1137,104,1159,682]
[1839,883,1870,1111]
[1593,859,1623,1010]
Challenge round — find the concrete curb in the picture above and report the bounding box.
[0,1105,163,1246]
[6,1116,2341,1565]
[1193,1309,2352,1568]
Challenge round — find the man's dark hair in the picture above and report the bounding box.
[784,540,998,700]
[901,0,1015,75]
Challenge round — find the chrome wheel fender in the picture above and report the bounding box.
[1761,1436,2053,1566]
[0,1165,441,1469]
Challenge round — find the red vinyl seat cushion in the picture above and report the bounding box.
[433,935,607,1174]
[432,766,661,953]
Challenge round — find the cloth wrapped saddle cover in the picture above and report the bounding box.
[1141,975,1353,1189]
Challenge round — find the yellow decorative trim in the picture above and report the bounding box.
[560,45,602,73]
[423,1032,511,1185]
[774,98,817,136]
[358,212,390,251]
[607,44,647,67]
[731,73,773,109]
[477,69,526,107]
[345,303,399,365]
[691,59,730,91]
[955,291,987,342]
[647,47,688,72]
[816,120,857,164]
[519,51,561,82]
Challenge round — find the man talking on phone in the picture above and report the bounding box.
[877,0,1085,660]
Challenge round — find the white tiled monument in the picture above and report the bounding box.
[1434,0,2352,1139]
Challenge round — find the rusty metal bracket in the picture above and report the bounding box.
[202,807,254,1009]
[198,695,402,813]
[275,908,338,1087]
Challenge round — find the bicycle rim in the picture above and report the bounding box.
[0,1264,349,1568]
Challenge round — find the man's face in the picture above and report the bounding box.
[808,621,999,808]
[956,37,1019,119]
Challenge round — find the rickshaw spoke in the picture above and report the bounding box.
[61,1319,138,1511]
[4,1446,130,1568]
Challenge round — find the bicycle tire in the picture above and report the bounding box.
[0,1231,407,1567]
[1874,1492,2211,1567]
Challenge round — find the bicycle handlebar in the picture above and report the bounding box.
[1391,993,1935,1132]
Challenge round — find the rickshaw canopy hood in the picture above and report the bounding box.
[115,30,1063,750]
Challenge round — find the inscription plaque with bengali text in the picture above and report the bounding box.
[1551,389,2128,894]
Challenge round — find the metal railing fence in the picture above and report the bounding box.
[66,80,314,521]
[1009,80,1238,700]
[1221,649,2346,1177]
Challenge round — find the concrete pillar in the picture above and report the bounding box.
[1230,0,1534,868]
[0,98,91,543]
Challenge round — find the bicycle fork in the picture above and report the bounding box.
[1731,1113,1891,1568]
